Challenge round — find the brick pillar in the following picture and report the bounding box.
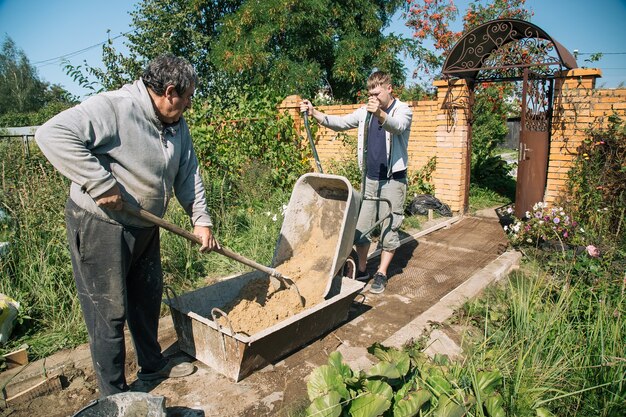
[555,68,602,91]
[433,79,472,213]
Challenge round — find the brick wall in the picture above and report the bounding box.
[546,69,626,206]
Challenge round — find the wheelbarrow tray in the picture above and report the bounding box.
[164,271,364,382]
[273,173,360,298]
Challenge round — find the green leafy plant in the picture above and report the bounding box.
[324,132,361,189]
[566,112,626,246]
[188,85,309,194]
[305,344,507,417]
[407,156,436,198]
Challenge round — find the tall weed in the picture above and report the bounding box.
[0,142,297,359]
[0,142,86,357]
[458,264,625,416]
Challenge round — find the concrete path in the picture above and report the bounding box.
[0,210,520,417]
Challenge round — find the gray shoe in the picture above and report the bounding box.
[137,360,195,381]
[369,272,388,294]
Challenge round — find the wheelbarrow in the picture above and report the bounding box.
[272,172,361,299]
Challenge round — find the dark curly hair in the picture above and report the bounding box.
[142,54,198,96]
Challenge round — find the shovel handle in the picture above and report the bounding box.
[121,203,284,279]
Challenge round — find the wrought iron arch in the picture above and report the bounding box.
[442,18,578,82]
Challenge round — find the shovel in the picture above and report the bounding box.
[121,203,304,306]
[302,111,323,173]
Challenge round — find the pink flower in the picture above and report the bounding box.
[586,245,600,258]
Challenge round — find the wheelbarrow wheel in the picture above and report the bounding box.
[342,249,359,279]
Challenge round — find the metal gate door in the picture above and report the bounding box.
[515,68,553,218]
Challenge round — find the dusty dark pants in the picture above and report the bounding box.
[65,199,167,397]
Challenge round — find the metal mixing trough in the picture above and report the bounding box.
[165,173,365,381]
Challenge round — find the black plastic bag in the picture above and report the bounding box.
[405,194,452,217]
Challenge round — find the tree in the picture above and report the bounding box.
[0,36,76,126]
[211,0,410,101]
[0,36,47,115]
[72,0,416,102]
[66,0,245,96]
[405,0,532,63]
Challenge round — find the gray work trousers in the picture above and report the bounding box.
[65,199,167,397]
[354,177,407,251]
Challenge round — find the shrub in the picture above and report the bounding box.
[407,156,436,197]
[565,112,626,245]
[324,133,361,189]
[187,85,309,195]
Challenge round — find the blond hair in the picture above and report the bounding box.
[367,71,392,90]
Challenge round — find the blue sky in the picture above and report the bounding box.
[1,0,625,100]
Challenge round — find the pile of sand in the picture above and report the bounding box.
[218,220,339,335]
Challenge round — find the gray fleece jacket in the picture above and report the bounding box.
[35,80,212,228]
[320,98,412,178]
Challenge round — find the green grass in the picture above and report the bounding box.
[0,143,87,357]
[468,182,513,212]
[454,257,626,416]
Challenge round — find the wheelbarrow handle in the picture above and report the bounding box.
[121,203,284,279]
[302,111,324,174]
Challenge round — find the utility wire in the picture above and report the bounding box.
[576,52,626,55]
[32,31,132,68]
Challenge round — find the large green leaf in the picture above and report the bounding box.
[349,380,393,417]
[433,395,467,417]
[394,378,415,400]
[367,361,406,379]
[368,343,409,365]
[366,343,411,378]
[426,374,453,398]
[475,371,503,396]
[365,379,394,397]
[328,351,354,380]
[307,364,349,401]
[306,391,343,417]
[393,389,432,417]
[484,393,505,417]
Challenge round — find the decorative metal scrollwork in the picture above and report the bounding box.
[523,75,553,132]
[442,83,473,131]
[443,20,573,82]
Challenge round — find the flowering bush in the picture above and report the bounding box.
[504,202,584,249]
[566,113,626,246]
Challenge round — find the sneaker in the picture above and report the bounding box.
[137,360,195,381]
[369,272,388,294]
[356,270,371,281]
